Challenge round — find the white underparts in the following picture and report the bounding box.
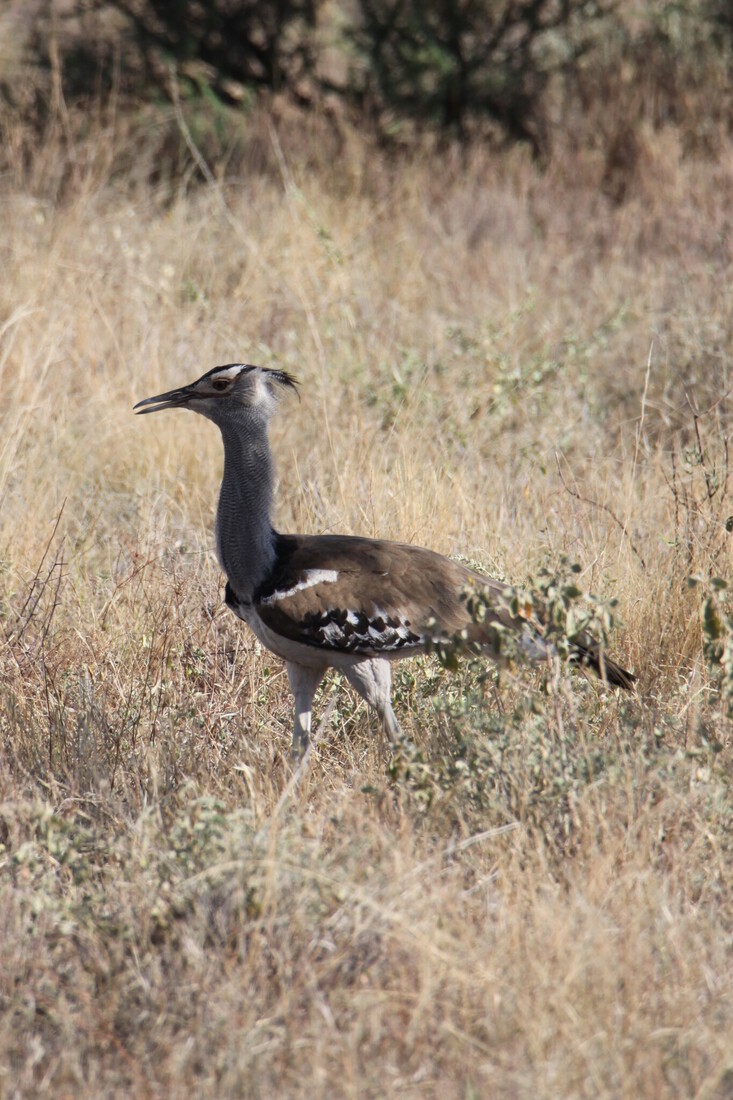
[518,631,552,661]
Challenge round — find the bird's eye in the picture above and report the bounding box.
[211,378,230,392]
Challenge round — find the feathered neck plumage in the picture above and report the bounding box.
[215,410,277,600]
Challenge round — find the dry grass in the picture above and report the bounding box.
[2,113,733,1098]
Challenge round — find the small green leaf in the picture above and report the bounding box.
[702,596,723,641]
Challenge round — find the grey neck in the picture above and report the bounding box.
[215,412,278,600]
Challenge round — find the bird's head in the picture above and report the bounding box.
[134,363,298,424]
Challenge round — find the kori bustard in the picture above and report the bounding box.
[135,364,634,754]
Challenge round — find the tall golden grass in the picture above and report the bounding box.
[2,110,733,1097]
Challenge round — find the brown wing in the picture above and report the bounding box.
[249,533,635,687]
[252,534,505,657]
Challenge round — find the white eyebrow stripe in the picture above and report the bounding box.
[260,569,340,605]
[210,365,247,382]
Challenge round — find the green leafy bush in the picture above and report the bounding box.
[349,0,615,149]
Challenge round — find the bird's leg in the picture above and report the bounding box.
[286,662,327,757]
[343,657,402,742]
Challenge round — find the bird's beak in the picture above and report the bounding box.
[133,385,193,415]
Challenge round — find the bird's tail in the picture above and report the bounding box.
[573,642,636,690]
[460,578,635,690]
[513,628,635,690]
